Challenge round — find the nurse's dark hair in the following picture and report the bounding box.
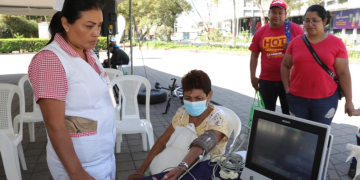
[47,0,103,45]
[304,5,331,26]
[182,70,212,96]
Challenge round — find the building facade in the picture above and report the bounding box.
[213,0,360,43]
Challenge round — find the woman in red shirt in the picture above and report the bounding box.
[281,5,354,125]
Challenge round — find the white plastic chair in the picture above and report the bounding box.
[104,68,123,120]
[214,106,241,150]
[0,83,28,180]
[14,75,43,142]
[110,75,154,153]
[104,68,123,80]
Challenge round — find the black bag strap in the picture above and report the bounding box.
[301,34,340,86]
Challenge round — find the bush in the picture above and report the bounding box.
[0,37,108,53]
[156,26,173,41]
[1,15,38,38]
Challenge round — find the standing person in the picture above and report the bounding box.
[28,0,117,179]
[281,5,354,125]
[348,108,360,178]
[249,0,304,114]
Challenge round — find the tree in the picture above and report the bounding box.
[254,0,305,28]
[307,0,325,6]
[253,0,267,28]
[0,15,38,38]
[285,0,304,15]
[118,0,191,41]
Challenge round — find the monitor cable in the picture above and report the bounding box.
[208,133,249,180]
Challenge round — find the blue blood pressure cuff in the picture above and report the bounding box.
[189,130,219,155]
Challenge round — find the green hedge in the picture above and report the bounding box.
[0,37,108,53]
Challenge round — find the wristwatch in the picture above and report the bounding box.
[178,162,189,169]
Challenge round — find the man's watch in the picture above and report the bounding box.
[178,162,189,169]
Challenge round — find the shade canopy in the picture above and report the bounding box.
[0,0,125,16]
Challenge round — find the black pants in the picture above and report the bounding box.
[103,60,128,69]
[259,79,289,115]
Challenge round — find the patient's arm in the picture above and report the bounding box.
[159,130,225,180]
[127,124,175,180]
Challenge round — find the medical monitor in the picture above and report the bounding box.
[241,108,331,180]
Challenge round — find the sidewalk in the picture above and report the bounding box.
[0,50,359,180]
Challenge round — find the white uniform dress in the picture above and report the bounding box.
[33,41,117,180]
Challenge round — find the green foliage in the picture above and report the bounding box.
[94,37,108,50]
[142,41,251,53]
[0,37,109,53]
[118,0,191,41]
[0,39,48,53]
[284,0,304,13]
[0,15,39,38]
[349,50,360,60]
[307,0,325,6]
[155,26,173,41]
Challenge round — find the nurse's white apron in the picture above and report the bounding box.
[34,41,117,180]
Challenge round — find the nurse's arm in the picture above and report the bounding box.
[159,131,225,180]
[128,124,175,179]
[38,98,95,180]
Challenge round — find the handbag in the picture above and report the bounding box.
[301,35,345,100]
[248,91,265,132]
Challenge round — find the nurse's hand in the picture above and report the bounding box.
[127,173,143,180]
[71,170,95,180]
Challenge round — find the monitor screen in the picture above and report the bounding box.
[251,118,318,180]
[243,108,330,180]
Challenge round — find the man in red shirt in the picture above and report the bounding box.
[249,0,304,114]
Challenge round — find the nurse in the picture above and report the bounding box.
[28,0,116,179]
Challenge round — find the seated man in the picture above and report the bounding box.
[110,48,129,69]
[103,38,120,68]
[127,70,230,180]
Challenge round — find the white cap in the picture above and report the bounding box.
[53,0,65,11]
[110,38,116,42]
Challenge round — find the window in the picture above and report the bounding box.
[244,0,252,7]
[245,10,252,16]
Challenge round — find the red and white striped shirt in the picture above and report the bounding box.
[28,33,101,102]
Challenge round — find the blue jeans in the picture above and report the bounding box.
[285,90,339,125]
[351,134,360,169]
[259,79,289,115]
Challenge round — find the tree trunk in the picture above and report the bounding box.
[255,0,266,27]
[233,0,236,46]
[190,0,210,41]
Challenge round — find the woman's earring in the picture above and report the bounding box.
[66,29,69,33]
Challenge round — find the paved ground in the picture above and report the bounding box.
[1,50,360,180]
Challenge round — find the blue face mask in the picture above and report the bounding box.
[184,99,207,117]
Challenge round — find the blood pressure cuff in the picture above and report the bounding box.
[189,130,219,155]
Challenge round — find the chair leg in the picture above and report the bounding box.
[28,122,35,142]
[13,115,20,134]
[0,134,22,180]
[17,144,27,170]
[116,134,122,153]
[141,133,147,151]
[147,129,155,150]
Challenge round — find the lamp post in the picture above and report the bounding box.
[129,0,133,75]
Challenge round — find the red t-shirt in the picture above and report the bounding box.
[249,22,304,81]
[286,34,348,99]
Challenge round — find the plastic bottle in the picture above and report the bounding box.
[346,144,360,179]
